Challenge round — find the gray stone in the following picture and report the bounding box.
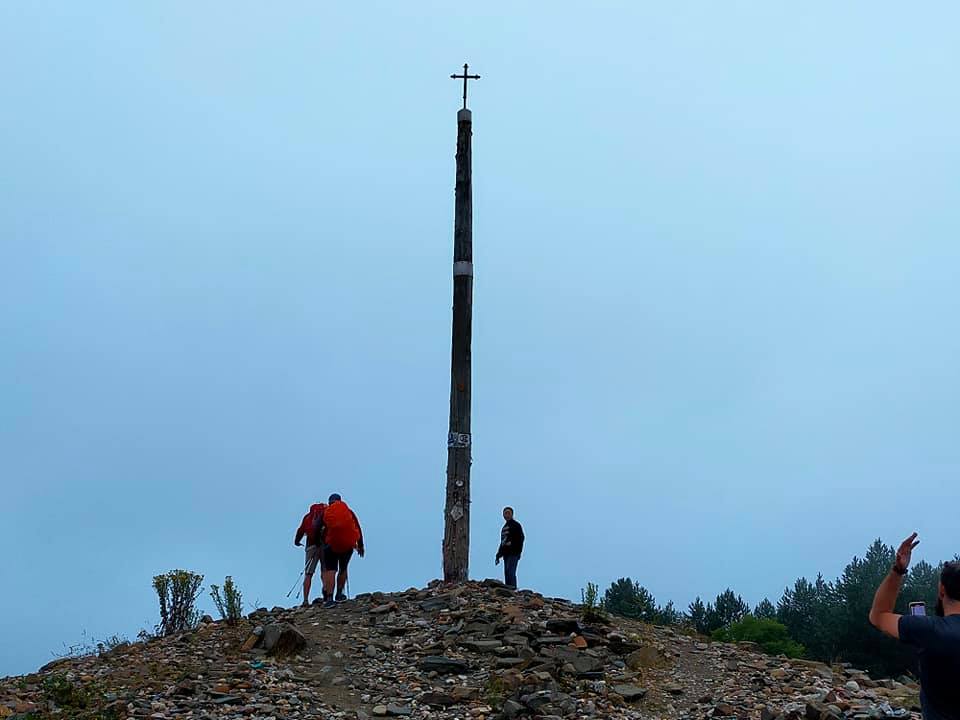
[420,595,453,611]
[463,622,497,636]
[262,622,307,655]
[545,618,581,634]
[816,665,834,681]
[420,691,456,707]
[613,684,648,702]
[576,670,605,680]
[459,639,503,652]
[625,646,663,669]
[536,635,569,645]
[523,690,560,711]
[417,656,469,674]
[571,655,604,674]
[451,686,480,702]
[502,699,524,718]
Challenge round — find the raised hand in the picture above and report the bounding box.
[895,532,920,572]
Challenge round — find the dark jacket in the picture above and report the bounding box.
[496,518,525,559]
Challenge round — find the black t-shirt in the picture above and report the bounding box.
[899,614,960,720]
[497,519,525,558]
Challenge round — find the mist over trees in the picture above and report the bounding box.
[592,538,956,677]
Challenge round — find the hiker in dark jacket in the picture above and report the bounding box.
[495,506,524,589]
[294,502,326,607]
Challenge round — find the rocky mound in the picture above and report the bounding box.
[1,580,921,720]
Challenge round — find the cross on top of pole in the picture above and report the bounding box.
[450,63,480,110]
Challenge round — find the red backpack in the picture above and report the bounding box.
[306,503,327,545]
[324,501,360,553]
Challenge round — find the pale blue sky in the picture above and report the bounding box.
[2,2,959,677]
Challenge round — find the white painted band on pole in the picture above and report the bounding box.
[453,261,473,277]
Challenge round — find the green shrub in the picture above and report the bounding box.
[712,615,804,658]
[210,576,244,624]
[43,674,92,709]
[604,578,683,626]
[581,582,606,622]
[153,569,204,636]
[484,675,507,708]
[40,673,120,719]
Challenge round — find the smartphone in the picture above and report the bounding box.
[909,601,926,616]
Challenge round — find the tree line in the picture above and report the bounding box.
[597,538,957,677]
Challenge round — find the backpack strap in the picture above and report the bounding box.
[311,507,326,545]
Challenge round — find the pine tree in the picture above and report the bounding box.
[603,578,658,622]
[904,560,940,613]
[687,597,710,635]
[754,598,777,620]
[833,539,914,675]
[708,589,749,630]
[655,600,682,626]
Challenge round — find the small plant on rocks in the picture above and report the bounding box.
[43,673,89,707]
[209,575,244,624]
[153,569,204,636]
[581,581,606,622]
[96,634,130,655]
[483,675,507,709]
[41,673,120,719]
[55,630,130,660]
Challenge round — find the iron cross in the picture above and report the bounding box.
[450,63,480,109]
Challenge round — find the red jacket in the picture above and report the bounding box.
[295,503,326,546]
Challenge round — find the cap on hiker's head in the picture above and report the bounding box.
[328,493,342,504]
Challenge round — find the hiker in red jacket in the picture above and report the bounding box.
[315,493,365,608]
[294,502,326,607]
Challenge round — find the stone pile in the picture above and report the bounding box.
[0,580,922,720]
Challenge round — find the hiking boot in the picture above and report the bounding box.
[323,599,336,609]
[335,592,347,602]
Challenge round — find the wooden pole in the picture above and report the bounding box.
[443,107,474,583]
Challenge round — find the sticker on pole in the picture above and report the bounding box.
[448,432,471,448]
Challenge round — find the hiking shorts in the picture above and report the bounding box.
[322,545,353,574]
[304,544,322,576]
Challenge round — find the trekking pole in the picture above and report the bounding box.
[286,571,304,598]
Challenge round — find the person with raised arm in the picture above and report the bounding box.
[869,532,960,720]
